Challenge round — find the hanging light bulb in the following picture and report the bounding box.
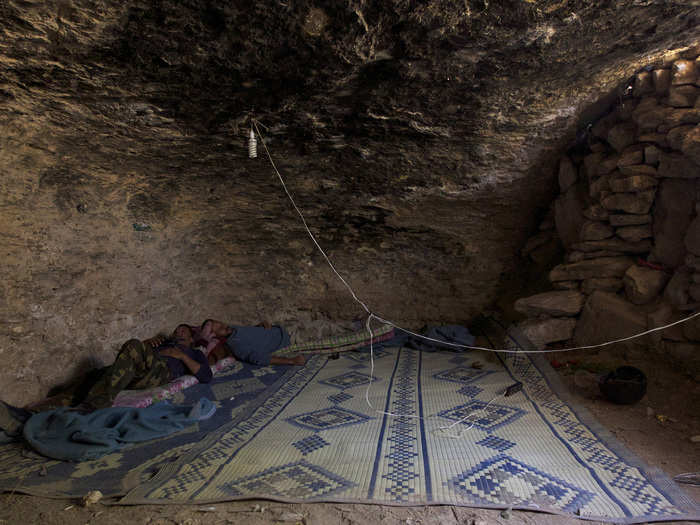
[248,127,257,158]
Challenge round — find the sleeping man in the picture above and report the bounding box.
[77,324,213,411]
[200,319,305,367]
[28,324,213,413]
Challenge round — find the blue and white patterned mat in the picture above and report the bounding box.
[122,339,700,523]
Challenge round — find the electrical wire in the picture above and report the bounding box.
[250,119,700,356]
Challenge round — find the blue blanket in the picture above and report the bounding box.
[23,398,215,461]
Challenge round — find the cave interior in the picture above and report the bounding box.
[1,0,700,519]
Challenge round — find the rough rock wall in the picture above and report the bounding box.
[1,1,699,405]
[515,53,700,379]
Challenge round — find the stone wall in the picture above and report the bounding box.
[515,53,700,380]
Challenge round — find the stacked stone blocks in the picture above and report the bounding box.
[515,52,700,379]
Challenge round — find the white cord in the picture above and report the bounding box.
[251,119,700,355]
[252,119,700,426]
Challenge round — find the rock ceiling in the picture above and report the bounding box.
[1,0,699,403]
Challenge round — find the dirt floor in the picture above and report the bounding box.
[1,353,698,525]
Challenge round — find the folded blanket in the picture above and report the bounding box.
[23,398,215,461]
[273,324,395,355]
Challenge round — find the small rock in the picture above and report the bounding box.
[667,125,696,151]
[658,108,700,133]
[607,122,637,152]
[550,257,633,281]
[609,213,650,227]
[653,68,671,94]
[571,238,652,254]
[617,146,644,167]
[623,265,669,305]
[644,145,660,165]
[637,132,668,148]
[671,59,697,85]
[681,125,700,166]
[690,435,700,443]
[668,85,699,107]
[580,220,614,241]
[616,224,652,242]
[574,291,648,349]
[81,490,103,507]
[274,511,305,522]
[601,190,656,214]
[582,204,610,221]
[617,164,657,177]
[633,71,654,97]
[514,290,585,317]
[582,277,623,294]
[568,250,619,262]
[608,174,658,193]
[632,101,671,132]
[500,507,513,520]
[597,155,621,175]
[516,318,577,346]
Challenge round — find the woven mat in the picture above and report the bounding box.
[118,335,699,523]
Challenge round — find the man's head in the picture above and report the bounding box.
[173,324,194,346]
[201,319,232,340]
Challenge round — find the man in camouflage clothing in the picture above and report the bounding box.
[28,324,213,412]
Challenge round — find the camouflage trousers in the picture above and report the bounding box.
[83,339,171,409]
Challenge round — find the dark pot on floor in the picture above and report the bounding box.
[599,366,647,405]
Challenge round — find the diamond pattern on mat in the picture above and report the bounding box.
[286,406,372,432]
[438,400,526,432]
[328,392,353,404]
[447,455,595,512]
[319,371,376,390]
[610,473,666,513]
[293,435,330,456]
[382,349,419,502]
[457,385,483,398]
[476,436,516,452]
[433,366,492,385]
[221,460,355,499]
